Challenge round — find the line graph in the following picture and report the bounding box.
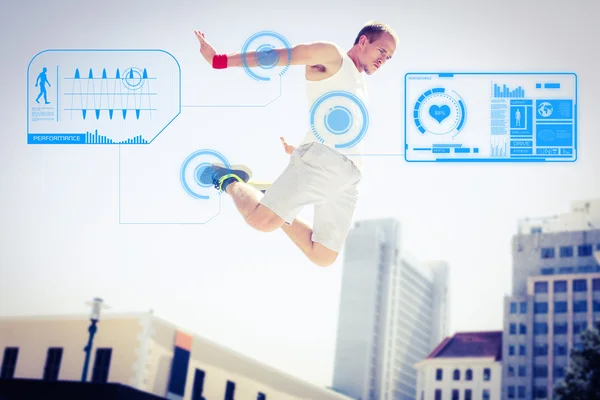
[64,67,156,120]
[27,49,181,145]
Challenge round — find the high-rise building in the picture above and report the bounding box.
[331,218,450,400]
[501,199,600,400]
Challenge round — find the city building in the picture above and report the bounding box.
[0,311,353,400]
[501,198,600,400]
[331,218,450,400]
[414,331,503,400]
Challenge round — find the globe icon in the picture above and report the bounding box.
[538,102,553,118]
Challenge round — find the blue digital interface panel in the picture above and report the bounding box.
[404,73,577,162]
[27,49,181,145]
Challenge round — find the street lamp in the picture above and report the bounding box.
[81,297,109,382]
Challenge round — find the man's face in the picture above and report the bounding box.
[358,32,396,75]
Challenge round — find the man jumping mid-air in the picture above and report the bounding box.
[194,21,397,267]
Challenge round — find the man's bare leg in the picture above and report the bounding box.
[224,181,263,220]
[225,181,317,257]
[280,216,316,258]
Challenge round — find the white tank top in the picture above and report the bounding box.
[298,48,368,173]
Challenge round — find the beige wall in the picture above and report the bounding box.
[146,317,338,400]
[0,315,143,384]
[0,313,352,400]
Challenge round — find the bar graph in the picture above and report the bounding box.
[493,83,525,98]
[490,141,508,157]
[86,130,149,144]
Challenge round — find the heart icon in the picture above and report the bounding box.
[429,105,451,123]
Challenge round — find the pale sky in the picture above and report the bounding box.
[1,0,599,388]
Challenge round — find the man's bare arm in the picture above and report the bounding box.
[225,41,342,68]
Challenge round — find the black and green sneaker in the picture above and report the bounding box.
[199,163,252,192]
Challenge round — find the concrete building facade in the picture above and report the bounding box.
[0,312,353,400]
[414,331,503,400]
[501,198,600,399]
[332,218,450,400]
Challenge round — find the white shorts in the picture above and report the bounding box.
[259,142,362,253]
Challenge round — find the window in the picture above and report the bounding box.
[167,346,190,397]
[534,344,548,356]
[520,302,527,313]
[508,386,515,399]
[519,345,526,356]
[518,386,526,398]
[534,281,548,293]
[541,247,555,258]
[91,348,112,384]
[453,369,460,380]
[573,300,587,313]
[0,347,18,379]
[508,365,515,377]
[534,365,548,378]
[594,300,600,312]
[578,244,592,257]
[436,368,443,381]
[593,278,600,291]
[435,389,442,400]
[483,368,491,381]
[573,321,587,335]
[554,366,565,379]
[519,324,527,335]
[225,381,236,400]
[554,280,567,292]
[534,386,548,398]
[558,266,574,274]
[43,347,63,381]
[452,389,459,400]
[573,279,587,292]
[464,389,472,400]
[510,302,517,314]
[482,389,490,400]
[531,227,542,234]
[191,369,206,400]
[518,365,527,377]
[541,267,554,275]
[534,322,547,335]
[510,323,517,335]
[554,343,568,356]
[534,302,548,314]
[466,369,472,380]
[509,345,515,356]
[560,246,573,257]
[554,301,568,313]
[554,322,568,335]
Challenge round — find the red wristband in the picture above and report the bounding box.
[212,54,228,69]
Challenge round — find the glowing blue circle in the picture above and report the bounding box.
[309,91,369,148]
[256,45,279,69]
[241,31,292,81]
[122,67,145,90]
[324,106,353,135]
[180,150,230,200]
[194,162,213,188]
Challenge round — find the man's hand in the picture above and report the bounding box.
[194,31,217,66]
[280,137,295,155]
